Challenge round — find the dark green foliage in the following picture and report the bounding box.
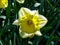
[0,0,60,45]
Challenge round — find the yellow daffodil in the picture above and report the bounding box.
[0,0,8,8]
[13,7,48,38]
[16,0,25,4]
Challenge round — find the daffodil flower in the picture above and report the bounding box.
[16,0,24,4]
[0,0,8,8]
[13,7,48,38]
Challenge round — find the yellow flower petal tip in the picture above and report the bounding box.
[0,0,8,8]
[16,0,25,4]
[19,30,34,38]
[13,7,48,38]
[13,20,20,25]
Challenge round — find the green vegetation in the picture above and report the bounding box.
[0,0,60,45]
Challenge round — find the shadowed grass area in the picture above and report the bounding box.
[0,0,60,45]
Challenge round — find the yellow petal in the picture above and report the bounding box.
[19,30,34,38]
[19,7,32,18]
[0,0,8,8]
[19,7,26,19]
[38,15,48,28]
[31,10,38,15]
[19,7,37,17]
[13,20,20,25]
[35,31,42,36]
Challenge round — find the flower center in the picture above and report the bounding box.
[27,20,32,25]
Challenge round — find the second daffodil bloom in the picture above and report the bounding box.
[13,7,48,38]
[16,0,25,4]
[0,0,8,8]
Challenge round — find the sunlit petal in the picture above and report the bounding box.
[19,30,34,38]
[38,15,48,28]
[35,31,42,36]
[0,0,8,8]
[13,20,20,25]
[16,0,25,4]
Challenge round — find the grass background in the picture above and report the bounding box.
[0,0,60,45]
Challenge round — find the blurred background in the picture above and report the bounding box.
[0,0,60,45]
